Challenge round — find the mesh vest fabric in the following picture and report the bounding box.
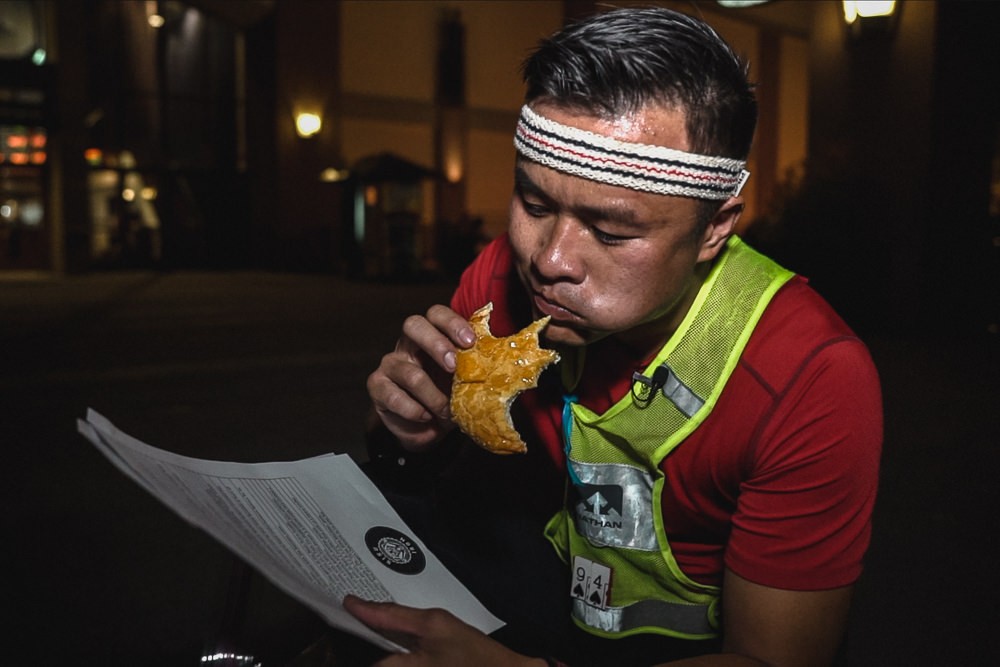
[545,236,795,639]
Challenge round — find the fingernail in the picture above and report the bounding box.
[444,350,456,372]
[459,328,475,346]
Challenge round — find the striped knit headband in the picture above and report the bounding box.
[514,105,750,200]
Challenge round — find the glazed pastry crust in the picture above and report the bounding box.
[451,302,560,454]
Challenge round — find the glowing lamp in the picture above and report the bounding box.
[843,1,896,23]
[843,1,898,39]
[295,112,322,138]
[444,150,463,183]
[319,167,350,182]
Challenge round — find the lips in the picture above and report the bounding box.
[532,291,580,322]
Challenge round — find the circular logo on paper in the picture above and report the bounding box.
[365,526,426,575]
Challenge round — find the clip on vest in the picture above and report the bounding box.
[631,364,671,408]
[631,363,705,418]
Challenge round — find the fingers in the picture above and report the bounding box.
[369,350,446,421]
[401,305,476,373]
[366,305,475,451]
[426,304,476,348]
[344,596,529,667]
[343,595,420,654]
[344,596,458,649]
[344,595,419,635]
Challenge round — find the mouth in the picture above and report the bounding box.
[531,291,602,347]
[532,291,581,323]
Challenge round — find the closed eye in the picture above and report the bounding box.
[590,226,634,245]
[521,198,551,218]
[514,178,554,218]
[514,163,641,246]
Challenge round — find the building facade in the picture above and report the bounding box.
[1,0,995,340]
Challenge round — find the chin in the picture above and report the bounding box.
[543,322,598,348]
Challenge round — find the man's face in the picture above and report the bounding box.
[508,102,731,349]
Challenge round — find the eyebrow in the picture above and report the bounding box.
[514,164,646,229]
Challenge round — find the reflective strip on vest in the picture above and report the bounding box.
[572,597,715,636]
[659,363,705,418]
[569,460,657,551]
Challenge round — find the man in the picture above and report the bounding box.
[351,7,882,666]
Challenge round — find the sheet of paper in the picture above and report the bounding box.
[77,408,504,652]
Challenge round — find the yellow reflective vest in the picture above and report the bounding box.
[544,236,794,640]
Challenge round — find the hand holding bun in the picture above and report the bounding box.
[451,303,560,454]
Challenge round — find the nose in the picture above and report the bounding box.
[533,216,586,284]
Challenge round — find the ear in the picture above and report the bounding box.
[697,196,743,263]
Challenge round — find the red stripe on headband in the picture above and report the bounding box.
[518,125,736,187]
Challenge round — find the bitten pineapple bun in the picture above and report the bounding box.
[450,302,560,454]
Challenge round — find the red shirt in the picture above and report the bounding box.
[451,235,882,591]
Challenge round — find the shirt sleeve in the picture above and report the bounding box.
[450,236,507,318]
[724,337,883,590]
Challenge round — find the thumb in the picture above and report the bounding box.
[344,595,423,646]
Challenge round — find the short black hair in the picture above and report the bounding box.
[521,7,757,161]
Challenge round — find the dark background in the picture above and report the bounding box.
[3,261,997,666]
[2,1,999,665]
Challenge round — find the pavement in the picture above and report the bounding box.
[2,270,997,666]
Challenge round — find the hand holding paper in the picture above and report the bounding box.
[77,409,504,653]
